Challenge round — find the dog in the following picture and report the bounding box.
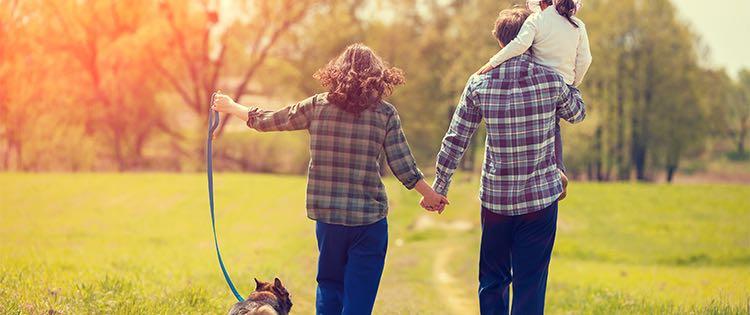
[228,278,292,315]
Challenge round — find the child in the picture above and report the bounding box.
[479,0,592,199]
[211,43,448,315]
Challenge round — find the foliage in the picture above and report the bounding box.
[0,0,747,180]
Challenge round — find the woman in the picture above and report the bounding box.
[212,43,448,315]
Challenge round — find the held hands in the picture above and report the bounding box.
[420,190,449,214]
[414,179,449,214]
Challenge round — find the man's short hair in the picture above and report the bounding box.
[493,7,532,47]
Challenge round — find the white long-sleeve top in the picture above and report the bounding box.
[488,6,592,86]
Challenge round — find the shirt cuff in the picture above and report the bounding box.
[402,169,424,190]
[432,176,451,196]
[246,107,262,127]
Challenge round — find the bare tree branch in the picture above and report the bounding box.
[215,1,314,135]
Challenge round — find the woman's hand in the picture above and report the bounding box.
[212,93,238,113]
[211,92,250,121]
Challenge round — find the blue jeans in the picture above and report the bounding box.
[555,119,565,173]
[478,202,558,315]
[315,218,388,315]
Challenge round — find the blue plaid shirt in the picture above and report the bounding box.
[434,54,586,215]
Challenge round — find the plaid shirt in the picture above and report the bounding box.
[434,54,586,215]
[247,93,423,226]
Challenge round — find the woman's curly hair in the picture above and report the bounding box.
[313,43,406,114]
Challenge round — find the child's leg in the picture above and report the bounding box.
[555,118,565,174]
[315,221,349,315]
[555,119,569,200]
[342,219,388,315]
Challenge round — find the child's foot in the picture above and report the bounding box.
[559,171,569,201]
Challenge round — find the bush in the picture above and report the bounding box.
[726,151,750,161]
[214,131,309,174]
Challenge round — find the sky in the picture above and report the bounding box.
[673,0,750,75]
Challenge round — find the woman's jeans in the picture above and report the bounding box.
[315,218,388,315]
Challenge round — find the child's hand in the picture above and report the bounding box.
[476,62,496,75]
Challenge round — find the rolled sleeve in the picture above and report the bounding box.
[433,77,483,196]
[383,112,424,189]
[556,86,586,124]
[246,95,317,131]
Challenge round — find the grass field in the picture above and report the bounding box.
[1,173,749,314]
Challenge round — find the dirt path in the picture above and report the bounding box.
[432,245,478,314]
[411,214,479,314]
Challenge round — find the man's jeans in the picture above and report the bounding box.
[478,201,558,315]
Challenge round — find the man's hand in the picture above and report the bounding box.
[476,62,497,75]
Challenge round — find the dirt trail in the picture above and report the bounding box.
[432,246,479,314]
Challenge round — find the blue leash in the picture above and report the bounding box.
[207,92,245,302]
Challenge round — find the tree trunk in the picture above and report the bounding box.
[633,145,647,181]
[113,134,127,172]
[615,58,630,181]
[666,150,681,183]
[739,127,747,156]
[593,127,604,181]
[666,165,677,183]
[2,140,10,170]
[15,141,23,171]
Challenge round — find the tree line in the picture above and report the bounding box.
[1,0,748,182]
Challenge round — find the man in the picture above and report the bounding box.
[421,7,586,315]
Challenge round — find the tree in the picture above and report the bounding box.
[729,70,750,157]
[574,0,709,182]
[39,0,175,171]
[0,0,32,170]
[152,0,325,139]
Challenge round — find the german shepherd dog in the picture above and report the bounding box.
[228,278,292,315]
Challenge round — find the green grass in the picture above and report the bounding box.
[1,173,748,314]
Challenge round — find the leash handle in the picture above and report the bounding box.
[208,92,245,302]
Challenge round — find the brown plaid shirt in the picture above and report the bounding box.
[247,93,423,226]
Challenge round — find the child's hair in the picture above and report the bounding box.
[543,0,579,28]
[313,43,406,114]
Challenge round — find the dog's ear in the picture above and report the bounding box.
[273,278,289,295]
[254,278,262,290]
